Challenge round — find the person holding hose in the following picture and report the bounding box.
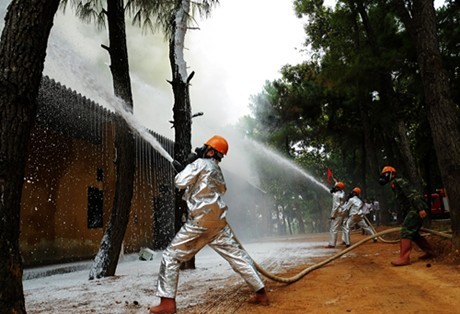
[378,166,435,266]
[342,187,377,247]
[325,181,347,248]
[149,135,269,314]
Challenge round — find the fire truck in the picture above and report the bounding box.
[426,188,450,219]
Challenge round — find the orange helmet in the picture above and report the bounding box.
[205,135,228,155]
[381,166,397,175]
[352,187,362,195]
[335,181,345,190]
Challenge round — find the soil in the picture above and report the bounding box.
[182,227,460,314]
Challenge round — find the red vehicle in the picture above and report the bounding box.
[426,188,450,219]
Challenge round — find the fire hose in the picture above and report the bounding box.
[363,215,399,243]
[241,227,453,284]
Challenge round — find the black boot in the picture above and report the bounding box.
[414,236,436,260]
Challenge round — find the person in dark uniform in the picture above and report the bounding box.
[378,166,435,266]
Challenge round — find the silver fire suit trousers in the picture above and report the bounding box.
[343,215,376,245]
[328,215,347,246]
[156,221,265,298]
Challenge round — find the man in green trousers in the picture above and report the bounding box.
[378,166,435,266]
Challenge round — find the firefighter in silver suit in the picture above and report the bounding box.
[149,135,269,314]
[325,181,346,248]
[342,187,377,247]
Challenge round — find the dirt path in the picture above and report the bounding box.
[183,230,460,314]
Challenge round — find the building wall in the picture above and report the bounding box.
[20,76,175,267]
[20,124,175,266]
[21,124,118,266]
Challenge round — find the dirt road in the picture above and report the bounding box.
[183,229,459,314]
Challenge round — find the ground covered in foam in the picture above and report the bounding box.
[24,229,459,313]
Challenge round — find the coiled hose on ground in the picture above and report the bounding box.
[250,227,452,284]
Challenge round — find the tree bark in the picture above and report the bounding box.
[0,0,60,312]
[89,0,136,279]
[296,207,306,234]
[394,0,460,252]
[169,0,195,269]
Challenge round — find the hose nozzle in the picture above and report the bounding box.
[172,160,184,173]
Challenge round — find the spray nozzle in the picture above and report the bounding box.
[172,160,184,173]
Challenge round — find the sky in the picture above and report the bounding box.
[0,0,312,184]
[0,0,446,143]
[0,0,446,185]
[16,0,309,145]
[185,0,307,124]
[23,234,331,313]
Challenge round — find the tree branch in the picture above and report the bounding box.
[101,44,110,52]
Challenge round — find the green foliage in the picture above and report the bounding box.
[125,0,219,38]
[60,0,106,28]
[246,0,460,221]
[437,1,460,105]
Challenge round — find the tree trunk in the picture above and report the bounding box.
[316,192,326,232]
[153,183,175,250]
[355,0,423,191]
[277,205,285,235]
[296,209,305,234]
[392,0,460,253]
[358,101,380,178]
[395,120,423,191]
[169,0,195,269]
[408,0,460,253]
[89,0,136,279]
[0,0,60,312]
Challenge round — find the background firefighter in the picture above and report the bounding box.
[342,187,377,247]
[325,181,347,248]
[149,135,269,314]
[378,166,436,266]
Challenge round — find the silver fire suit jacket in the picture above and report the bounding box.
[330,190,345,218]
[156,157,265,299]
[342,195,363,217]
[175,157,228,228]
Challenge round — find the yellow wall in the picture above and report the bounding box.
[20,125,115,265]
[20,123,159,266]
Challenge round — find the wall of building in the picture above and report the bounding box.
[20,76,175,267]
[21,124,117,266]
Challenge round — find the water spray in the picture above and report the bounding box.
[108,97,174,164]
[41,22,176,166]
[248,140,330,193]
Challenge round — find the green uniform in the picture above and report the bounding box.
[392,178,428,240]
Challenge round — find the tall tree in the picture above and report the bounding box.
[127,0,219,269]
[352,0,423,190]
[0,0,60,312]
[391,0,460,253]
[61,0,137,279]
[168,0,194,268]
[92,0,137,279]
